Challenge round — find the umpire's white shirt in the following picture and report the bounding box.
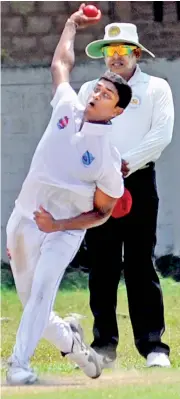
[78,65,174,175]
[15,82,124,221]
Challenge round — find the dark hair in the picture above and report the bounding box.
[99,71,132,109]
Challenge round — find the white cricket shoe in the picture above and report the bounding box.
[74,355,115,371]
[64,316,102,379]
[7,359,38,385]
[146,352,171,368]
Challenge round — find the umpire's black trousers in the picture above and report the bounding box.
[86,164,170,358]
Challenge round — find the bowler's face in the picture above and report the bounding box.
[84,79,123,122]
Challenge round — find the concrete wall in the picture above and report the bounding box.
[1,59,180,261]
[2,1,180,66]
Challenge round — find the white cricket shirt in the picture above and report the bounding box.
[78,65,174,176]
[15,82,124,221]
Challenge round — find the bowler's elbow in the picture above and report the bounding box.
[51,61,60,73]
[94,200,117,220]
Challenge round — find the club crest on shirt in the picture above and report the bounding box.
[57,116,69,129]
[82,151,95,166]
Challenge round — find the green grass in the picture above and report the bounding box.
[1,277,180,398]
[2,381,180,399]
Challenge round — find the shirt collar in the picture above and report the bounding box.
[80,121,112,136]
[128,65,149,86]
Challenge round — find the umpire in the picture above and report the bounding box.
[78,23,174,368]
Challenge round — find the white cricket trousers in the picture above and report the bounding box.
[6,209,85,367]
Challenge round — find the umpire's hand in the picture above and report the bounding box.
[121,159,130,177]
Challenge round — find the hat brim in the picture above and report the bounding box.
[85,39,155,58]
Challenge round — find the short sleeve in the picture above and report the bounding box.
[51,82,78,110]
[97,145,124,198]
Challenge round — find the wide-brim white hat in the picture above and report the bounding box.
[86,23,155,58]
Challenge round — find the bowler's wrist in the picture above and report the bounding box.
[53,219,65,232]
[66,18,79,29]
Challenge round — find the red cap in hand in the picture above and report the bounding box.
[112,188,132,219]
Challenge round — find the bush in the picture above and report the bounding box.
[155,254,180,282]
[1,253,179,290]
[1,261,15,288]
[0,261,88,290]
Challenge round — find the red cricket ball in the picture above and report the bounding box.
[83,5,99,17]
